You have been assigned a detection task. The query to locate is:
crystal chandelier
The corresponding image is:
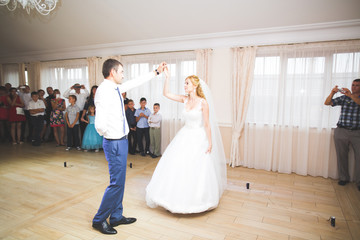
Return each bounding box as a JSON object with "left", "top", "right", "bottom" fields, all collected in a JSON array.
[{"left": 0, "top": 0, "right": 58, "bottom": 15}]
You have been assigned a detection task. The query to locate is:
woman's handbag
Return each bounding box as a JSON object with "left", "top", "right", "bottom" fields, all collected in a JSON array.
[{"left": 16, "top": 107, "right": 25, "bottom": 115}]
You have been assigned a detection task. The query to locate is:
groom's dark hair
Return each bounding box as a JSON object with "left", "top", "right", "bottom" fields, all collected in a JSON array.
[{"left": 102, "top": 59, "right": 123, "bottom": 78}]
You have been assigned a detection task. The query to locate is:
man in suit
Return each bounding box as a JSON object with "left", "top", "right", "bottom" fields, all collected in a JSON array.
[{"left": 92, "top": 59, "right": 166, "bottom": 234}]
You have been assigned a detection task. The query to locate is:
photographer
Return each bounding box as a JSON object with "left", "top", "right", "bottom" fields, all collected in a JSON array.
[
  {"left": 63, "top": 84, "right": 89, "bottom": 140},
  {"left": 324, "top": 79, "right": 360, "bottom": 191}
]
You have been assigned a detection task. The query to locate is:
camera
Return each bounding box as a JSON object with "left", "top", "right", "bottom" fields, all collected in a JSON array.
[
  {"left": 74, "top": 85, "right": 81, "bottom": 89},
  {"left": 338, "top": 88, "right": 346, "bottom": 94}
]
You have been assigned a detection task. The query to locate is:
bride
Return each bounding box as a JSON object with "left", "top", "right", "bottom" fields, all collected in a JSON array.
[{"left": 145, "top": 67, "right": 227, "bottom": 214}]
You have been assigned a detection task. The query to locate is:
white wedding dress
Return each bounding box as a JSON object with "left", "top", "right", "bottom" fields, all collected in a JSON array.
[{"left": 146, "top": 96, "right": 226, "bottom": 214}]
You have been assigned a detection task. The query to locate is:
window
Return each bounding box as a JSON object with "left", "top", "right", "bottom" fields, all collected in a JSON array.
[
  {"left": 247, "top": 46, "right": 360, "bottom": 128},
  {"left": 40, "top": 59, "right": 89, "bottom": 104},
  {"left": 122, "top": 52, "right": 196, "bottom": 121}
]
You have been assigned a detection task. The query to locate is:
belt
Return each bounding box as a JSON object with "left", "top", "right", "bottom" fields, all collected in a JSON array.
[
  {"left": 150, "top": 127, "right": 160, "bottom": 129},
  {"left": 105, "top": 135, "right": 128, "bottom": 141},
  {"left": 338, "top": 125, "right": 360, "bottom": 131}
]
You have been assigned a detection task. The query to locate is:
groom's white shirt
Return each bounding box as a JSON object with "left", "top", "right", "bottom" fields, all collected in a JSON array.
[{"left": 95, "top": 72, "right": 155, "bottom": 139}]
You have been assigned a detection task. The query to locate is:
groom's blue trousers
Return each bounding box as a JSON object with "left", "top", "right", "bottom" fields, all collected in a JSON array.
[{"left": 93, "top": 137, "right": 128, "bottom": 224}]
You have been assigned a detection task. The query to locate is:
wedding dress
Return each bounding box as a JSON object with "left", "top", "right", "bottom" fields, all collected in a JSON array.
[{"left": 145, "top": 80, "right": 227, "bottom": 214}]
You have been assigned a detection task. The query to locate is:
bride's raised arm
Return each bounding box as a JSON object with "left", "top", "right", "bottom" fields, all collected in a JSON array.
[{"left": 163, "top": 67, "right": 186, "bottom": 103}]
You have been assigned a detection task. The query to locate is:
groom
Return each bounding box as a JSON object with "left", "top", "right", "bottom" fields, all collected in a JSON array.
[{"left": 93, "top": 59, "right": 166, "bottom": 234}]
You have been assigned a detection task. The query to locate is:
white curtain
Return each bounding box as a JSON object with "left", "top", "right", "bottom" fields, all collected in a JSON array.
[
  {"left": 40, "top": 59, "right": 89, "bottom": 104},
  {"left": 121, "top": 51, "right": 196, "bottom": 153},
  {"left": 243, "top": 40, "right": 360, "bottom": 178},
  {"left": 196, "top": 49, "right": 212, "bottom": 83},
  {"left": 2, "top": 63, "right": 20, "bottom": 87},
  {"left": 230, "top": 46, "right": 257, "bottom": 167}
]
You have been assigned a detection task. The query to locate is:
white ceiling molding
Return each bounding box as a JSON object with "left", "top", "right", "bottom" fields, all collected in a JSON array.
[{"left": 1, "top": 19, "right": 359, "bottom": 64}]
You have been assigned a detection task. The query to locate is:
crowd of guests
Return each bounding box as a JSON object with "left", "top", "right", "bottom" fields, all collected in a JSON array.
[{"left": 0, "top": 82, "right": 162, "bottom": 157}]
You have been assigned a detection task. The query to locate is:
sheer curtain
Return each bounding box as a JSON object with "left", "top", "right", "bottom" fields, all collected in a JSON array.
[
  {"left": 1, "top": 64, "right": 21, "bottom": 87},
  {"left": 121, "top": 51, "right": 196, "bottom": 153},
  {"left": 242, "top": 40, "right": 360, "bottom": 178},
  {"left": 40, "top": 59, "right": 89, "bottom": 104}
]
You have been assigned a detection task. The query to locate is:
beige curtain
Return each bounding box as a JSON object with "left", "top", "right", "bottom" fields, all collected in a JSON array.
[
  {"left": 27, "top": 62, "right": 41, "bottom": 91},
  {"left": 0, "top": 64, "right": 3, "bottom": 86},
  {"left": 18, "top": 63, "right": 26, "bottom": 86},
  {"left": 230, "top": 46, "right": 257, "bottom": 167},
  {"left": 87, "top": 57, "right": 103, "bottom": 86},
  {"left": 195, "top": 49, "right": 212, "bottom": 83},
  {"left": 88, "top": 55, "right": 122, "bottom": 86}
]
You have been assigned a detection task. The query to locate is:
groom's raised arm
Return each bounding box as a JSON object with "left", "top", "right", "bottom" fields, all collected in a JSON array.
[{"left": 119, "top": 62, "right": 166, "bottom": 93}]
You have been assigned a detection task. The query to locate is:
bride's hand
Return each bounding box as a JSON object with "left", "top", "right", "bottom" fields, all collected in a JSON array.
[
  {"left": 164, "top": 66, "right": 170, "bottom": 79},
  {"left": 205, "top": 144, "right": 212, "bottom": 154}
]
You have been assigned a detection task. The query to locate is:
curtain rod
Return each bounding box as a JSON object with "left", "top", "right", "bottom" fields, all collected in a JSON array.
[
  {"left": 253, "top": 38, "right": 360, "bottom": 49},
  {"left": 32, "top": 49, "right": 196, "bottom": 63}
]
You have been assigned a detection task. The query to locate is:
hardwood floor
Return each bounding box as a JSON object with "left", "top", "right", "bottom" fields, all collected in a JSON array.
[{"left": 0, "top": 142, "right": 359, "bottom": 240}]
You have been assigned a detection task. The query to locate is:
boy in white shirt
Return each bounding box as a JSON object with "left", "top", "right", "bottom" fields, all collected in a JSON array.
[
  {"left": 28, "top": 91, "right": 45, "bottom": 146},
  {"left": 148, "top": 103, "right": 162, "bottom": 158}
]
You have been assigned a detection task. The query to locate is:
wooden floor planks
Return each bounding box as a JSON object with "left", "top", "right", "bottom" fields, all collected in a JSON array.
[{"left": 0, "top": 142, "right": 359, "bottom": 240}]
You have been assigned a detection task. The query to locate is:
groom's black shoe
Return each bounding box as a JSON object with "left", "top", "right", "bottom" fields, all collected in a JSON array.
[
  {"left": 92, "top": 221, "right": 117, "bottom": 234},
  {"left": 110, "top": 217, "right": 137, "bottom": 227}
]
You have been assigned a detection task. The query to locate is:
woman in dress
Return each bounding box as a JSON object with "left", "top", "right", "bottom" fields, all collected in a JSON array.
[
  {"left": 50, "top": 89, "right": 66, "bottom": 146},
  {"left": 80, "top": 85, "right": 97, "bottom": 124},
  {"left": 145, "top": 68, "right": 227, "bottom": 214},
  {"left": 7, "top": 87, "right": 26, "bottom": 144},
  {"left": 0, "top": 86, "right": 9, "bottom": 142}
]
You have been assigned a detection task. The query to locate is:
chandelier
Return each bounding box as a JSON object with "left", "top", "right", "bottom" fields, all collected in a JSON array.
[{"left": 0, "top": 0, "right": 58, "bottom": 15}]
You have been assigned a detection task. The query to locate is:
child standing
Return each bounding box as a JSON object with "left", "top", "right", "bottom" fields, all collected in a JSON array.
[
  {"left": 135, "top": 97, "right": 151, "bottom": 156},
  {"left": 81, "top": 105, "right": 103, "bottom": 152},
  {"left": 148, "top": 103, "right": 162, "bottom": 158},
  {"left": 126, "top": 99, "right": 137, "bottom": 155},
  {"left": 65, "top": 95, "right": 81, "bottom": 151}
]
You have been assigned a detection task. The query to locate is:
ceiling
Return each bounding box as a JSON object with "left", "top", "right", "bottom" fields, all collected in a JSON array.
[{"left": 0, "top": 0, "right": 360, "bottom": 63}]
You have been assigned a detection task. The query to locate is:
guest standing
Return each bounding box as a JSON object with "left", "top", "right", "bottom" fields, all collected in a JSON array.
[
  {"left": 148, "top": 103, "right": 162, "bottom": 158},
  {"left": 324, "top": 79, "right": 360, "bottom": 191},
  {"left": 65, "top": 95, "right": 81, "bottom": 151},
  {"left": 50, "top": 89, "right": 66, "bottom": 146},
  {"left": 63, "top": 83, "right": 89, "bottom": 139},
  {"left": 0, "top": 86, "right": 9, "bottom": 142},
  {"left": 134, "top": 97, "right": 151, "bottom": 156},
  {"left": 81, "top": 105, "right": 103, "bottom": 152},
  {"left": 7, "top": 88, "right": 26, "bottom": 144},
  {"left": 28, "top": 92, "right": 45, "bottom": 146},
  {"left": 45, "top": 87, "right": 55, "bottom": 141},
  {"left": 18, "top": 85, "right": 32, "bottom": 142},
  {"left": 80, "top": 85, "right": 98, "bottom": 123},
  {"left": 125, "top": 99, "right": 137, "bottom": 155},
  {"left": 38, "top": 89, "right": 48, "bottom": 141}
]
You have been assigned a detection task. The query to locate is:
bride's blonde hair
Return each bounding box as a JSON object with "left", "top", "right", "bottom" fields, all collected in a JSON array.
[{"left": 186, "top": 75, "right": 206, "bottom": 99}]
